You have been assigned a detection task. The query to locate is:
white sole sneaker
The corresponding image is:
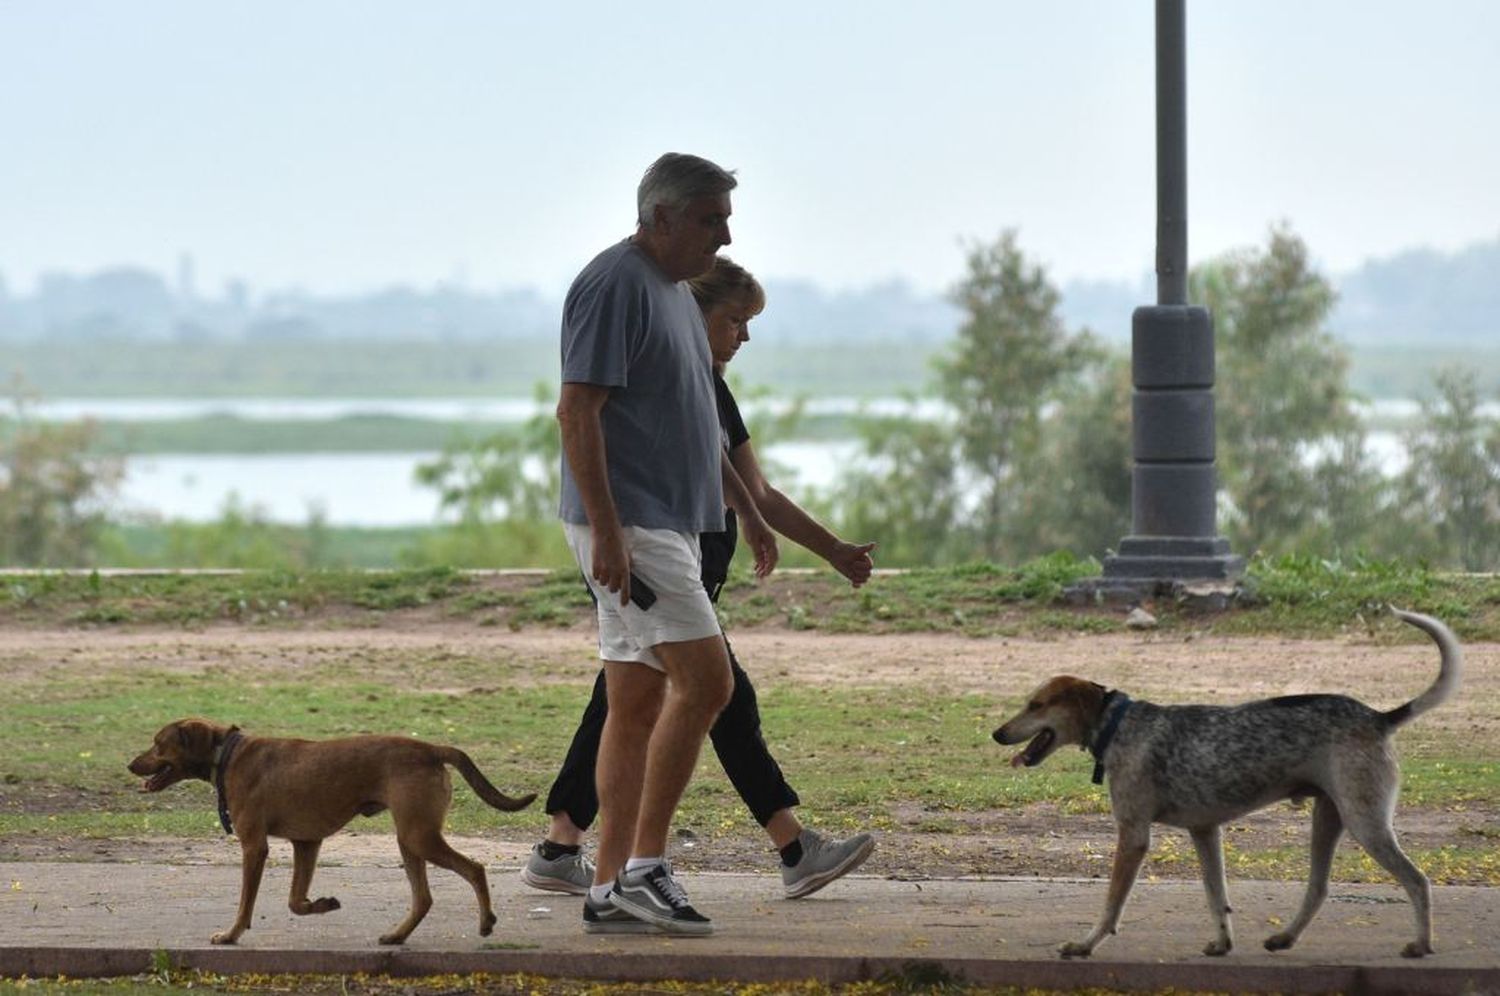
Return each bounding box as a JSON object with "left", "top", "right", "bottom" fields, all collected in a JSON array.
[
  {"left": 608, "top": 866, "right": 714, "bottom": 937},
  {"left": 521, "top": 866, "right": 590, "bottom": 896},
  {"left": 785, "top": 834, "right": 876, "bottom": 899}
]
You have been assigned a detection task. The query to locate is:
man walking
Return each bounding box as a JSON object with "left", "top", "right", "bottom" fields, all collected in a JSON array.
[{"left": 556, "top": 152, "right": 738, "bottom": 935}]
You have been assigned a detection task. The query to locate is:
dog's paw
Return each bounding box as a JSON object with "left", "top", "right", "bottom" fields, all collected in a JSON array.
[
  {"left": 209, "top": 931, "right": 238, "bottom": 946},
  {"left": 1203, "top": 937, "right": 1232, "bottom": 957},
  {"left": 1058, "top": 941, "right": 1093, "bottom": 959},
  {"left": 313, "top": 896, "right": 341, "bottom": 914},
  {"left": 378, "top": 932, "right": 407, "bottom": 946},
  {"left": 1401, "top": 940, "right": 1433, "bottom": 959},
  {"left": 480, "top": 912, "right": 497, "bottom": 937},
  {"left": 1263, "top": 931, "right": 1295, "bottom": 952}
]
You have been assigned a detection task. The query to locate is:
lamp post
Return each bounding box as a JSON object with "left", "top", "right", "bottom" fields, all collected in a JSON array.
[{"left": 1099, "top": 0, "right": 1243, "bottom": 586}]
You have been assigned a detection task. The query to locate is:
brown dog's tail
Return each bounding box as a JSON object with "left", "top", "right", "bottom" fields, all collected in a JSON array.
[
  {"left": 1383, "top": 607, "right": 1463, "bottom": 729},
  {"left": 439, "top": 747, "right": 537, "bottom": 812}
]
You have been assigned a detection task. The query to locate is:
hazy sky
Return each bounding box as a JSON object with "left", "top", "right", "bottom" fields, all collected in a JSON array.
[{"left": 4, "top": 1, "right": 1497, "bottom": 298}]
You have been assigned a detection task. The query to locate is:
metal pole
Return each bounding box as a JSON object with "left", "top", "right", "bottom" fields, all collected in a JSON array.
[
  {"left": 1156, "top": 0, "right": 1188, "bottom": 306},
  {"left": 1094, "top": 0, "right": 1243, "bottom": 588}
]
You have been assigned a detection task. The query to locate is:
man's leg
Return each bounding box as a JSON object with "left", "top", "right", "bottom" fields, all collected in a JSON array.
[
  {"left": 593, "top": 660, "right": 664, "bottom": 888},
  {"left": 629, "top": 634, "right": 733, "bottom": 858}
]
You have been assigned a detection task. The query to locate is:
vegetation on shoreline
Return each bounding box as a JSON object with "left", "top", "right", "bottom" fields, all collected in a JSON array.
[{"left": 5, "top": 335, "right": 1498, "bottom": 405}]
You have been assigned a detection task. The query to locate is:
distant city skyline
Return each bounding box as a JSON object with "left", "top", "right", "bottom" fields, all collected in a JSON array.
[{"left": 4, "top": 1, "right": 1498, "bottom": 298}]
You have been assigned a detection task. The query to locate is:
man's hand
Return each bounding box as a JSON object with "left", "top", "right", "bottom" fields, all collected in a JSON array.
[
  {"left": 591, "top": 526, "right": 632, "bottom": 606},
  {"left": 828, "top": 540, "right": 877, "bottom": 588},
  {"left": 741, "top": 512, "right": 780, "bottom": 579}
]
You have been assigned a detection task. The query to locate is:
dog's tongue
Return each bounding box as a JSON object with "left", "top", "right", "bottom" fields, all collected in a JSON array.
[{"left": 1010, "top": 750, "right": 1027, "bottom": 768}]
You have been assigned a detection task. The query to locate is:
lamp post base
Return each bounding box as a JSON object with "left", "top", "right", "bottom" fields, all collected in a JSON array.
[
  {"left": 1101, "top": 536, "right": 1245, "bottom": 581},
  {"left": 1063, "top": 537, "right": 1247, "bottom": 608}
]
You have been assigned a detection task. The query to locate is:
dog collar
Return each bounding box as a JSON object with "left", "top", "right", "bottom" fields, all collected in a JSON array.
[
  {"left": 1089, "top": 691, "right": 1132, "bottom": 785},
  {"left": 212, "top": 729, "right": 243, "bottom": 835}
]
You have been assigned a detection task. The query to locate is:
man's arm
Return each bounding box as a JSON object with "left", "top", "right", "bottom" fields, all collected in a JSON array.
[
  {"left": 721, "top": 448, "right": 778, "bottom": 577},
  {"left": 556, "top": 382, "right": 631, "bottom": 605}
]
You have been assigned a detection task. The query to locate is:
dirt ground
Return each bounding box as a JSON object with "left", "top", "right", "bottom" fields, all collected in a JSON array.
[{"left": 3, "top": 616, "right": 1496, "bottom": 881}]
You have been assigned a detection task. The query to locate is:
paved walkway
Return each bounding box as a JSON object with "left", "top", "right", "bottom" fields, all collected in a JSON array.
[{"left": 2, "top": 854, "right": 1497, "bottom": 994}]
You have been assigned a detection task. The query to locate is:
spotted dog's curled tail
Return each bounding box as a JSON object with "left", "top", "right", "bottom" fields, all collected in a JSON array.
[{"left": 1383, "top": 607, "right": 1463, "bottom": 729}]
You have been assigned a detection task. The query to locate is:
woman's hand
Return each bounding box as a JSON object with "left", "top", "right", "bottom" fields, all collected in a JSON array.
[
  {"left": 741, "top": 511, "right": 780, "bottom": 579},
  {"left": 828, "top": 540, "right": 877, "bottom": 588}
]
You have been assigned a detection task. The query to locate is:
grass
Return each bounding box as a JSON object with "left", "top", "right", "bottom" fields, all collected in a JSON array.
[
  {"left": 0, "top": 565, "right": 488, "bottom": 627},
  {"left": 1, "top": 557, "right": 1496, "bottom": 891},
  {"left": 6, "top": 553, "right": 1500, "bottom": 636},
  {"left": 4, "top": 647, "right": 1495, "bottom": 883},
  {"left": 4, "top": 675, "right": 1078, "bottom": 838}
]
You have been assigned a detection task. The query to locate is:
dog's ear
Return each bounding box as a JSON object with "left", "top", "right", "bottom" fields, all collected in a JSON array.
[
  {"left": 1061, "top": 679, "right": 1108, "bottom": 716},
  {"left": 176, "top": 720, "right": 218, "bottom": 759}
]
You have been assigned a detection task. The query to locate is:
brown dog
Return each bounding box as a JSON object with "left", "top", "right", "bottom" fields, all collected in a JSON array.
[{"left": 128, "top": 718, "right": 536, "bottom": 945}]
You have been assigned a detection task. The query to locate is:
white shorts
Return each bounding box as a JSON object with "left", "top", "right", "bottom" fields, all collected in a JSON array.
[{"left": 564, "top": 522, "right": 722, "bottom": 671}]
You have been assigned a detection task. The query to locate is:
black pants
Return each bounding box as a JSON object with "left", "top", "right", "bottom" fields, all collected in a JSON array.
[{"left": 543, "top": 636, "right": 801, "bottom": 830}]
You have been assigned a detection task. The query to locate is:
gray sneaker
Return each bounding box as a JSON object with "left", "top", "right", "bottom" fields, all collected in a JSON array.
[
  {"left": 608, "top": 860, "right": 713, "bottom": 936},
  {"left": 520, "top": 843, "right": 595, "bottom": 896},
  {"left": 583, "top": 894, "right": 655, "bottom": 934},
  {"left": 782, "top": 829, "right": 876, "bottom": 899}
]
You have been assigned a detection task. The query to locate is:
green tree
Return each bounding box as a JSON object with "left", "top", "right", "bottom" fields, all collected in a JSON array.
[
  {"left": 0, "top": 390, "right": 123, "bottom": 566},
  {"left": 407, "top": 376, "right": 819, "bottom": 569},
  {"left": 1007, "top": 354, "right": 1132, "bottom": 560},
  {"left": 415, "top": 383, "right": 560, "bottom": 525},
  {"left": 1194, "top": 226, "right": 1382, "bottom": 556},
  {"left": 936, "top": 231, "right": 1099, "bottom": 559},
  {"left": 410, "top": 384, "right": 563, "bottom": 566},
  {"left": 832, "top": 231, "right": 1107, "bottom": 564},
  {"left": 831, "top": 409, "right": 966, "bottom": 565},
  {"left": 1395, "top": 368, "right": 1500, "bottom": 569}
]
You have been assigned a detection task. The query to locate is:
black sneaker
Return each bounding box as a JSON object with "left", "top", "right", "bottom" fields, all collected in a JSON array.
[
  {"left": 608, "top": 861, "right": 713, "bottom": 936},
  {"left": 582, "top": 894, "right": 655, "bottom": 934}
]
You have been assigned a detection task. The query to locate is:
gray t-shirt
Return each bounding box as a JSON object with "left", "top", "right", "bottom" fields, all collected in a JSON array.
[{"left": 558, "top": 240, "right": 724, "bottom": 533}]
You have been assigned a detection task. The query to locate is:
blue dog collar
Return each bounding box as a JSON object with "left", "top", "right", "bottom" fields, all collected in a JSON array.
[{"left": 1089, "top": 692, "right": 1132, "bottom": 785}]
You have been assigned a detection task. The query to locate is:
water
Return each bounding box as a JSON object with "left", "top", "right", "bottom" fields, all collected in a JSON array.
[
  {"left": 29, "top": 396, "right": 1422, "bottom": 527},
  {"left": 116, "top": 443, "right": 867, "bottom": 527},
  {"left": 114, "top": 437, "right": 1410, "bottom": 527},
  {"left": 120, "top": 452, "right": 452, "bottom": 527}
]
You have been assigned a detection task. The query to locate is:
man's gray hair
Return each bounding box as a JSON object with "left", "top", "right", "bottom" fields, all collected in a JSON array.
[{"left": 636, "top": 153, "right": 737, "bottom": 228}]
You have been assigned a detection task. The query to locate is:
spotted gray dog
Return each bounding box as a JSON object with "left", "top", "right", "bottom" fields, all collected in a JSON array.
[{"left": 993, "top": 607, "right": 1461, "bottom": 960}]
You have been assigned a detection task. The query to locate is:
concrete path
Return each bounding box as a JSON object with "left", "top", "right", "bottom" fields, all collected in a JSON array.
[{"left": 2, "top": 857, "right": 1497, "bottom": 994}]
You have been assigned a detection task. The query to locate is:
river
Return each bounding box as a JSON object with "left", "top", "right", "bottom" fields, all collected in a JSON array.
[{"left": 27, "top": 397, "right": 1428, "bottom": 527}]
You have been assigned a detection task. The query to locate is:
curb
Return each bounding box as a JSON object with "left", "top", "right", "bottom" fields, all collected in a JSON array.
[{"left": 3, "top": 946, "right": 1497, "bottom": 996}]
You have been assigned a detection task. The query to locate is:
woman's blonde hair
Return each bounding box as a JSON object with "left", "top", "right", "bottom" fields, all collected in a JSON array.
[{"left": 688, "top": 255, "right": 766, "bottom": 316}]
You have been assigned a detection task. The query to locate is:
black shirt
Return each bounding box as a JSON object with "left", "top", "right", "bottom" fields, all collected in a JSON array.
[{"left": 700, "top": 371, "right": 750, "bottom": 599}]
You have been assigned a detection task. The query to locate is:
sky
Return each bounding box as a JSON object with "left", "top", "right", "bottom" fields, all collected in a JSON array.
[{"left": 3, "top": 1, "right": 1498, "bottom": 299}]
